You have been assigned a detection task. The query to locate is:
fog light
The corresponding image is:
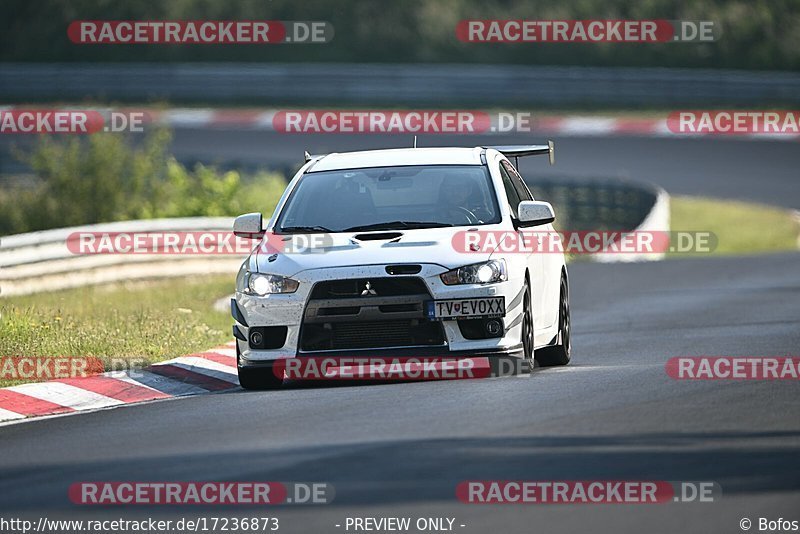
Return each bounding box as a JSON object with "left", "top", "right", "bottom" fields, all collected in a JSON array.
[
  {"left": 250, "top": 331, "right": 263, "bottom": 346},
  {"left": 248, "top": 326, "right": 289, "bottom": 349},
  {"left": 486, "top": 319, "right": 503, "bottom": 336}
]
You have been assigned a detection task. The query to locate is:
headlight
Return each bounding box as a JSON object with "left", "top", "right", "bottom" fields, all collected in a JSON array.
[
  {"left": 440, "top": 260, "right": 507, "bottom": 285},
  {"left": 246, "top": 272, "right": 299, "bottom": 295}
]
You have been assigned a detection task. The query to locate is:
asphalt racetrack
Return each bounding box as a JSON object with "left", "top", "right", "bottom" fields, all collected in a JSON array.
[
  {"left": 0, "top": 131, "right": 798, "bottom": 533},
  {"left": 166, "top": 130, "right": 800, "bottom": 209}
]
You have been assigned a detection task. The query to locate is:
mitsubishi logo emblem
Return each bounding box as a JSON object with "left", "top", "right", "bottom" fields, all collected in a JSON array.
[{"left": 361, "top": 281, "right": 377, "bottom": 296}]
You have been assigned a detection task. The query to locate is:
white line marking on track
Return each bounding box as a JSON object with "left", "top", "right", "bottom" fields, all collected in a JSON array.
[
  {"left": 6, "top": 382, "right": 123, "bottom": 410},
  {"left": 0, "top": 407, "right": 26, "bottom": 422},
  {"left": 168, "top": 358, "right": 239, "bottom": 383}
]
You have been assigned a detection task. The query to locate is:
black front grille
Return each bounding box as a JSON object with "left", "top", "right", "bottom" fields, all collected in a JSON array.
[
  {"left": 318, "top": 306, "right": 361, "bottom": 316},
  {"left": 378, "top": 303, "right": 418, "bottom": 313},
  {"left": 310, "top": 277, "right": 428, "bottom": 299},
  {"left": 300, "top": 320, "right": 444, "bottom": 351},
  {"left": 302, "top": 276, "right": 439, "bottom": 351}
]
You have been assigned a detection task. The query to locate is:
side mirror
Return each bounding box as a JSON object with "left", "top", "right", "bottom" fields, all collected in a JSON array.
[
  {"left": 516, "top": 201, "right": 555, "bottom": 227},
  {"left": 233, "top": 213, "right": 264, "bottom": 239}
]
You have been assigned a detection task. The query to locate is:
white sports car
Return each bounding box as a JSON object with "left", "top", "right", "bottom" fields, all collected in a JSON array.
[{"left": 231, "top": 144, "right": 570, "bottom": 389}]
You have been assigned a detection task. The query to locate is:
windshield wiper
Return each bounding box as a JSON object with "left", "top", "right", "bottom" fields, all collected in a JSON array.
[
  {"left": 344, "top": 221, "right": 454, "bottom": 232},
  {"left": 278, "top": 225, "right": 333, "bottom": 233}
]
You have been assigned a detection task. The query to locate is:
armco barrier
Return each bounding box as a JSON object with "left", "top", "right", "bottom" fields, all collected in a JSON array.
[
  {"left": 0, "top": 180, "right": 668, "bottom": 297},
  {"left": 529, "top": 177, "right": 670, "bottom": 262},
  {"left": 0, "top": 63, "right": 798, "bottom": 106},
  {"left": 529, "top": 177, "right": 666, "bottom": 231},
  {"left": 0, "top": 217, "right": 242, "bottom": 297}
]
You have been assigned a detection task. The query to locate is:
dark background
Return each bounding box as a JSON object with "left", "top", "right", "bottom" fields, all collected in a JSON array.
[{"left": 1, "top": 0, "right": 798, "bottom": 70}]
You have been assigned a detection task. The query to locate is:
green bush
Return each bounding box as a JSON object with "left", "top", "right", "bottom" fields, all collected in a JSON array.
[{"left": 0, "top": 129, "right": 286, "bottom": 235}]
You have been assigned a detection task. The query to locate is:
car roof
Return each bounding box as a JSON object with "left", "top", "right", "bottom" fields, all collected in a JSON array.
[{"left": 308, "top": 147, "right": 487, "bottom": 172}]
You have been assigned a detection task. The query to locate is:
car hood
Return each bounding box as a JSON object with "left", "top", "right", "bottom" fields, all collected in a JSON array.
[{"left": 252, "top": 226, "right": 498, "bottom": 277}]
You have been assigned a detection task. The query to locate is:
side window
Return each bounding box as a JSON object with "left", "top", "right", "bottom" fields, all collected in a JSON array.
[
  {"left": 498, "top": 163, "right": 521, "bottom": 218},
  {"left": 502, "top": 160, "right": 534, "bottom": 202}
]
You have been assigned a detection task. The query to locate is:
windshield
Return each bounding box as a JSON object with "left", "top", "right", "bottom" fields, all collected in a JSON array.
[{"left": 275, "top": 165, "right": 501, "bottom": 233}]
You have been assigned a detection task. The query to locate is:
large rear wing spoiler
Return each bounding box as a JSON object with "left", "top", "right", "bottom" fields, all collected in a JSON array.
[
  {"left": 484, "top": 140, "right": 555, "bottom": 167},
  {"left": 304, "top": 140, "right": 555, "bottom": 166}
]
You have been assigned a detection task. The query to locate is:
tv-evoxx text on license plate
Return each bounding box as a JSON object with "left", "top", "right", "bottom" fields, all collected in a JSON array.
[{"left": 426, "top": 297, "right": 505, "bottom": 320}]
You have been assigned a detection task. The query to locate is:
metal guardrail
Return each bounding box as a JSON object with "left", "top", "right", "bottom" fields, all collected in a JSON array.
[
  {"left": 530, "top": 178, "right": 670, "bottom": 262},
  {"left": 529, "top": 177, "right": 659, "bottom": 231},
  {"left": 0, "top": 217, "right": 233, "bottom": 258},
  {"left": 1, "top": 63, "right": 798, "bottom": 106},
  {"left": 0, "top": 217, "right": 243, "bottom": 296}
]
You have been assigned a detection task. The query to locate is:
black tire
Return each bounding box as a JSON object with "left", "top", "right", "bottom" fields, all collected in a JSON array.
[
  {"left": 490, "top": 281, "right": 532, "bottom": 377},
  {"left": 535, "top": 274, "right": 571, "bottom": 367},
  {"left": 522, "top": 279, "right": 535, "bottom": 363},
  {"left": 237, "top": 344, "right": 284, "bottom": 390}
]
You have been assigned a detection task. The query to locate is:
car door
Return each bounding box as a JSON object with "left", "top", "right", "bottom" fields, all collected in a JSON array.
[
  {"left": 498, "top": 161, "right": 546, "bottom": 331},
  {"left": 503, "top": 160, "right": 560, "bottom": 332}
]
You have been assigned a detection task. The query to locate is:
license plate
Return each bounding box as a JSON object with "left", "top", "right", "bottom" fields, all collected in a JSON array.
[{"left": 426, "top": 297, "right": 505, "bottom": 320}]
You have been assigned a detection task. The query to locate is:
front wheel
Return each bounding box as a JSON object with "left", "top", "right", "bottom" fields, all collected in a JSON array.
[
  {"left": 535, "top": 275, "right": 571, "bottom": 367},
  {"left": 492, "top": 281, "right": 536, "bottom": 376},
  {"left": 490, "top": 281, "right": 532, "bottom": 377},
  {"left": 522, "top": 279, "right": 534, "bottom": 363}
]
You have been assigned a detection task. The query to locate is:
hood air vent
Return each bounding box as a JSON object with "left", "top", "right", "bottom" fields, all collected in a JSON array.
[
  {"left": 353, "top": 232, "right": 403, "bottom": 241},
  {"left": 385, "top": 265, "right": 422, "bottom": 275}
]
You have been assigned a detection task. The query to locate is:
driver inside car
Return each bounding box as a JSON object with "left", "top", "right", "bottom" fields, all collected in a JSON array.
[{"left": 439, "top": 175, "right": 488, "bottom": 224}]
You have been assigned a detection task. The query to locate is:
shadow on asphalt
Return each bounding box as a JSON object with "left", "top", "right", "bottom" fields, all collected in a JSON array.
[{"left": 1, "top": 430, "right": 799, "bottom": 511}]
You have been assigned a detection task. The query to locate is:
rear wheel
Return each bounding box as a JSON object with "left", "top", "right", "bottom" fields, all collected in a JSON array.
[
  {"left": 535, "top": 275, "right": 571, "bottom": 367},
  {"left": 237, "top": 343, "right": 284, "bottom": 390}
]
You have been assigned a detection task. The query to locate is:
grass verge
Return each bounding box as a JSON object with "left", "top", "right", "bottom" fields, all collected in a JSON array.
[
  {"left": 669, "top": 196, "right": 800, "bottom": 256},
  {"left": 0, "top": 276, "right": 233, "bottom": 387}
]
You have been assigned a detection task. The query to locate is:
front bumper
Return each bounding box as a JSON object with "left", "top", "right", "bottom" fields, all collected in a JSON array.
[{"left": 233, "top": 263, "right": 526, "bottom": 366}]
